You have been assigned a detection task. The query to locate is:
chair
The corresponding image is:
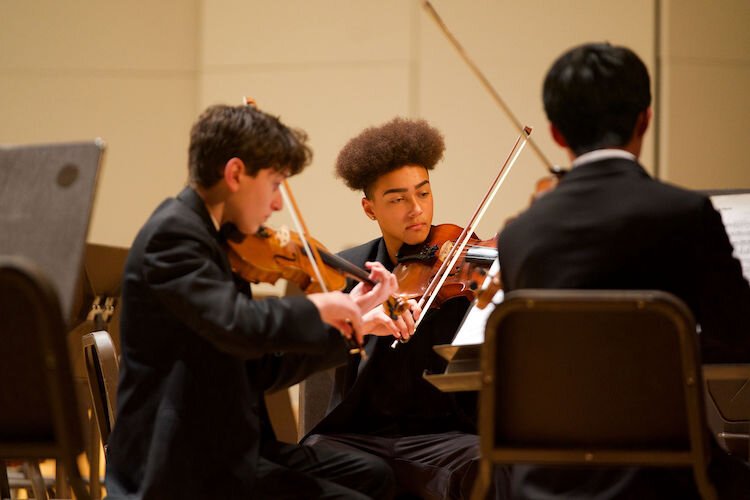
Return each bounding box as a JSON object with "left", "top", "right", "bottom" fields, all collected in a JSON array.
[
  {"left": 473, "top": 289, "right": 717, "bottom": 500},
  {"left": 0, "top": 256, "right": 91, "bottom": 500},
  {"left": 82, "top": 330, "right": 119, "bottom": 450}
]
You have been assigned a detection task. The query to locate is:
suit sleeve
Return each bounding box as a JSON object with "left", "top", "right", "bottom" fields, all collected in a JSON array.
[{"left": 140, "top": 220, "right": 342, "bottom": 360}]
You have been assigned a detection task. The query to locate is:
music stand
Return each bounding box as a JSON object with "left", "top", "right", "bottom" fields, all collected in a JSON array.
[
  {"left": 0, "top": 140, "right": 105, "bottom": 325},
  {"left": 70, "top": 243, "right": 129, "bottom": 331}
]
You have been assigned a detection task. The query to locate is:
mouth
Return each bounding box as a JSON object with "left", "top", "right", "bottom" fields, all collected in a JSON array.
[{"left": 405, "top": 222, "right": 426, "bottom": 232}]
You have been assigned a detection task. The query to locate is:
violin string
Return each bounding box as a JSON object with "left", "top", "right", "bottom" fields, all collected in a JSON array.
[{"left": 416, "top": 225, "right": 472, "bottom": 306}]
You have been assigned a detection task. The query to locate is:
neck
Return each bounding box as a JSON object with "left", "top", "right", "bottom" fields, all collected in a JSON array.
[
  {"left": 569, "top": 141, "right": 642, "bottom": 163},
  {"left": 382, "top": 234, "right": 402, "bottom": 265},
  {"left": 194, "top": 184, "right": 225, "bottom": 229}
]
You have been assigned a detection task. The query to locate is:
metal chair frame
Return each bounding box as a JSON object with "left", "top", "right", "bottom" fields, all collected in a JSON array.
[
  {"left": 473, "top": 289, "right": 718, "bottom": 500},
  {"left": 0, "top": 256, "right": 91, "bottom": 500}
]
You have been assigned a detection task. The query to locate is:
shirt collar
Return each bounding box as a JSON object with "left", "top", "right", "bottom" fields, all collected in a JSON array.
[
  {"left": 208, "top": 211, "right": 221, "bottom": 232},
  {"left": 571, "top": 149, "right": 636, "bottom": 168}
]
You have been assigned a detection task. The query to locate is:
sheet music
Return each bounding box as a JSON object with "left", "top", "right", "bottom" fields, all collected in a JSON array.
[
  {"left": 451, "top": 259, "right": 504, "bottom": 346},
  {"left": 711, "top": 193, "right": 750, "bottom": 282}
]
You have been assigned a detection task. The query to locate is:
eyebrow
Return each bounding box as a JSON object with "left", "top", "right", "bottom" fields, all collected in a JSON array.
[{"left": 381, "top": 180, "right": 430, "bottom": 197}]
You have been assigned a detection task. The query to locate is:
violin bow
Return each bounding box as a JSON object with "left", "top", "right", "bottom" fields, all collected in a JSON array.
[
  {"left": 280, "top": 180, "right": 368, "bottom": 358},
  {"left": 421, "top": 0, "right": 556, "bottom": 173},
  {"left": 390, "top": 126, "right": 532, "bottom": 348},
  {"left": 278, "top": 181, "right": 330, "bottom": 292},
  {"left": 241, "top": 96, "right": 332, "bottom": 293},
  {"left": 242, "top": 96, "right": 365, "bottom": 357}
]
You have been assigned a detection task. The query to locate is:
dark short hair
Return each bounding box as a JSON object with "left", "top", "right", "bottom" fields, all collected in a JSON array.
[
  {"left": 543, "top": 42, "right": 651, "bottom": 155},
  {"left": 335, "top": 117, "right": 445, "bottom": 198},
  {"left": 188, "top": 104, "right": 312, "bottom": 187}
]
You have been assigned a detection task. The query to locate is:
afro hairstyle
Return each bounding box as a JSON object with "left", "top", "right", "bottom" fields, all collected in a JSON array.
[{"left": 335, "top": 117, "right": 445, "bottom": 197}]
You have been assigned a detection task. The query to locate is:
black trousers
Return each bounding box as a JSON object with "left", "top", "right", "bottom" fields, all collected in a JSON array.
[
  {"left": 306, "top": 431, "right": 511, "bottom": 500},
  {"left": 255, "top": 440, "right": 396, "bottom": 499}
]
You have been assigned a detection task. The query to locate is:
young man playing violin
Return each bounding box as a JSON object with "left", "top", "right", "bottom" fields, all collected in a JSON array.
[
  {"left": 106, "top": 103, "right": 406, "bottom": 500},
  {"left": 498, "top": 42, "right": 750, "bottom": 500},
  {"left": 303, "top": 117, "right": 510, "bottom": 499}
]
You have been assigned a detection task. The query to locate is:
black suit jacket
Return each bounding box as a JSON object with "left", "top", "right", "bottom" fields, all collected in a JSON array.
[
  {"left": 498, "top": 158, "right": 750, "bottom": 499},
  {"left": 306, "top": 236, "right": 477, "bottom": 438},
  {"left": 105, "top": 187, "right": 348, "bottom": 499}
]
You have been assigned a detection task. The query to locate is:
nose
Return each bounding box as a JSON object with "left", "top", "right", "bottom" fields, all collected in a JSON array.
[
  {"left": 407, "top": 195, "right": 423, "bottom": 217},
  {"left": 271, "top": 190, "right": 283, "bottom": 212}
]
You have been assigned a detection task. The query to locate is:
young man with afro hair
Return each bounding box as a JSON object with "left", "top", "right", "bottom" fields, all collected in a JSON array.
[{"left": 303, "top": 117, "right": 510, "bottom": 499}]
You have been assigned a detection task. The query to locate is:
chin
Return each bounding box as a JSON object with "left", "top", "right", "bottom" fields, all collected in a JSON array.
[
  {"left": 236, "top": 221, "right": 260, "bottom": 236},
  {"left": 403, "top": 229, "right": 430, "bottom": 246}
]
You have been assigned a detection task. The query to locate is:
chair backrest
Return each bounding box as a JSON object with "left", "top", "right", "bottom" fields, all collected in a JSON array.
[
  {"left": 82, "top": 330, "right": 120, "bottom": 447},
  {"left": 479, "top": 289, "right": 716, "bottom": 498},
  {"left": 0, "top": 256, "right": 90, "bottom": 499}
]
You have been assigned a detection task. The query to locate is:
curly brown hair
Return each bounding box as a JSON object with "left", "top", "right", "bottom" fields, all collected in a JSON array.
[
  {"left": 335, "top": 117, "right": 445, "bottom": 197},
  {"left": 188, "top": 104, "right": 312, "bottom": 188}
]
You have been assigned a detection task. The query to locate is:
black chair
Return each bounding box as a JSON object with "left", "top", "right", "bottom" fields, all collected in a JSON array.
[
  {"left": 473, "top": 289, "right": 717, "bottom": 500},
  {"left": 0, "top": 256, "right": 91, "bottom": 500}
]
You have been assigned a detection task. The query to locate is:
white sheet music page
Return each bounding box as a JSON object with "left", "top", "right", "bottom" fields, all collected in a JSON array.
[
  {"left": 451, "top": 259, "right": 504, "bottom": 346},
  {"left": 711, "top": 193, "right": 750, "bottom": 282}
]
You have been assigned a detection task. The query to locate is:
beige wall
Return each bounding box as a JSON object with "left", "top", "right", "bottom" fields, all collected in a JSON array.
[
  {"left": 0, "top": 0, "right": 199, "bottom": 248},
  {"left": 1, "top": 0, "right": 748, "bottom": 275},
  {"left": 659, "top": 0, "right": 750, "bottom": 189}
]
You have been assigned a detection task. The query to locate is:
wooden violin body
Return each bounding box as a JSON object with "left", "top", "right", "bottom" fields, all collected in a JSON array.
[
  {"left": 393, "top": 224, "right": 497, "bottom": 308},
  {"left": 226, "top": 225, "right": 348, "bottom": 293}
]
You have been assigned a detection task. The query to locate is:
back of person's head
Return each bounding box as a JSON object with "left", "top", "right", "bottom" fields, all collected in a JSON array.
[
  {"left": 543, "top": 42, "right": 651, "bottom": 155},
  {"left": 188, "top": 104, "right": 312, "bottom": 188},
  {"left": 335, "top": 117, "right": 444, "bottom": 198}
]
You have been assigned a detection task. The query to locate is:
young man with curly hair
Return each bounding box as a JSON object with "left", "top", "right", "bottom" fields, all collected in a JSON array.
[
  {"left": 105, "top": 104, "right": 402, "bottom": 500},
  {"left": 303, "top": 118, "right": 509, "bottom": 499}
]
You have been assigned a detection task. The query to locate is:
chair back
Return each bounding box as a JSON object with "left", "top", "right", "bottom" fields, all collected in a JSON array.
[
  {"left": 479, "top": 289, "right": 716, "bottom": 499},
  {"left": 0, "top": 256, "right": 90, "bottom": 499},
  {"left": 82, "top": 330, "right": 119, "bottom": 447}
]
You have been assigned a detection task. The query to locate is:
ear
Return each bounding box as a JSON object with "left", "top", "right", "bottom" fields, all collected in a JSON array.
[
  {"left": 224, "top": 158, "right": 245, "bottom": 193},
  {"left": 361, "top": 197, "right": 376, "bottom": 221},
  {"left": 636, "top": 107, "right": 652, "bottom": 138},
  {"left": 550, "top": 123, "right": 569, "bottom": 149}
]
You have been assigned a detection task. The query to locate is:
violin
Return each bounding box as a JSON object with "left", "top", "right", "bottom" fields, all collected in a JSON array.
[
  {"left": 387, "top": 127, "right": 532, "bottom": 349},
  {"left": 225, "top": 224, "right": 407, "bottom": 319},
  {"left": 393, "top": 223, "right": 497, "bottom": 307}
]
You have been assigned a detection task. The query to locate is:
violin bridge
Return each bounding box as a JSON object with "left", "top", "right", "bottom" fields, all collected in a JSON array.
[
  {"left": 438, "top": 240, "right": 454, "bottom": 262},
  {"left": 275, "top": 225, "right": 290, "bottom": 247}
]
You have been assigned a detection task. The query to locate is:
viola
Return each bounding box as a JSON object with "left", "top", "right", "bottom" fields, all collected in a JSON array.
[{"left": 531, "top": 165, "right": 567, "bottom": 202}]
